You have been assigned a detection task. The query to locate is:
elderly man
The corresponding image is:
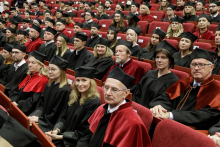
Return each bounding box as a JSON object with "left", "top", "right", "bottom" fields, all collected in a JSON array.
[
  {"left": 54, "top": 18, "right": 71, "bottom": 41},
  {"left": 10, "top": 7, "right": 23, "bottom": 22},
  {"left": 88, "top": 66, "right": 151, "bottom": 147},
  {"left": 209, "top": 0, "right": 220, "bottom": 23},
  {"left": 82, "top": 10, "right": 94, "bottom": 29},
  {"left": 162, "top": 4, "right": 177, "bottom": 21},
  {"left": 150, "top": 48, "right": 220, "bottom": 131},
  {"left": 24, "top": 24, "right": 44, "bottom": 53},
  {"left": 85, "top": 22, "right": 101, "bottom": 48},
  {"left": 68, "top": 22, "right": 82, "bottom": 44},
  {"left": 102, "top": 39, "right": 145, "bottom": 85}
]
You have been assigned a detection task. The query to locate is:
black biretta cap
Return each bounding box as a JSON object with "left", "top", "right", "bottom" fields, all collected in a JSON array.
[
  {"left": 155, "top": 40, "right": 178, "bottom": 55},
  {"left": 90, "top": 1, "right": 96, "bottom": 5},
  {"left": 171, "top": 16, "right": 184, "bottom": 23},
  {"left": 17, "top": 29, "right": 28, "bottom": 36},
  {"left": 199, "top": 12, "right": 211, "bottom": 22},
  {"left": 35, "top": 17, "right": 42, "bottom": 25},
  {"left": 10, "top": 7, "right": 16, "bottom": 11},
  {"left": 152, "top": 29, "right": 167, "bottom": 39},
  {"left": 3, "top": 44, "right": 13, "bottom": 52},
  {"left": 22, "top": 19, "right": 30, "bottom": 23},
  {"left": 114, "top": 10, "right": 124, "bottom": 17},
  {"left": 99, "top": 3, "right": 105, "bottom": 8},
  {"left": 127, "top": 11, "right": 140, "bottom": 23},
  {"left": 50, "top": 55, "right": 69, "bottom": 70},
  {"left": 197, "top": 0, "right": 206, "bottom": 6},
  {"left": 25, "top": 10, "right": 32, "bottom": 15},
  {"left": 29, "top": 50, "right": 46, "bottom": 63},
  {"left": 106, "top": 0, "right": 113, "bottom": 4},
  {"left": 4, "top": 4, "right": 9, "bottom": 7},
  {"left": 75, "top": 22, "right": 83, "bottom": 28},
  {"left": 143, "top": 2, "right": 152, "bottom": 9},
  {"left": 4, "top": 11, "right": 11, "bottom": 15},
  {"left": 56, "top": 9, "right": 63, "bottom": 13},
  {"left": 210, "top": 0, "right": 220, "bottom": 6},
  {"left": 97, "top": 38, "right": 112, "bottom": 48},
  {"left": 116, "top": 39, "right": 133, "bottom": 49},
  {"left": 62, "top": 12, "right": 70, "bottom": 17},
  {"left": 44, "top": 10, "right": 52, "bottom": 15},
  {"left": 117, "top": 3, "right": 124, "bottom": 10},
  {"left": 0, "top": 19, "right": 6, "bottom": 24},
  {"left": 31, "top": 2, "right": 39, "bottom": 7},
  {"left": 75, "top": 32, "right": 88, "bottom": 41},
  {"left": 190, "top": 48, "right": 217, "bottom": 63},
  {"left": 216, "top": 24, "right": 220, "bottom": 31},
  {"left": 13, "top": 44, "right": 26, "bottom": 52},
  {"left": 107, "top": 66, "right": 135, "bottom": 88},
  {"left": 45, "top": 17, "right": 55, "bottom": 25},
  {"left": 80, "top": 0, "right": 85, "bottom": 4},
  {"left": 11, "top": 20, "right": 18, "bottom": 26},
  {"left": 108, "top": 26, "right": 119, "bottom": 34},
  {"left": 75, "top": 66, "right": 96, "bottom": 79},
  {"left": 85, "top": 10, "right": 94, "bottom": 17},
  {"left": 128, "top": 25, "right": 142, "bottom": 35},
  {"left": 184, "top": 1, "right": 195, "bottom": 7},
  {"left": 56, "top": 18, "right": 66, "bottom": 25},
  {"left": 179, "top": 31, "right": 198, "bottom": 42},
  {"left": 90, "top": 22, "right": 101, "bottom": 30},
  {"left": 167, "top": 3, "right": 177, "bottom": 10},
  {"left": 6, "top": 27, "right": 16, "bottom": 34},
  {"left": 45, "top": 27, "right": 57, "bottom": 35},
  {"left": 59, "top": 33, "right": 70, "bottom": 42},
  {"left": 66, "top": 1, "right": 73, "bottom": 6},
  {"left": 61, "top": 1, "right": 66, "bottom": 4},
  {"left": 31, "top": 24, "right": 41, "bottom": 33},
  {"left": 85, "top": 2, "right": 92, "bottom": 7},
  {"left": 41, "top": 0, "right": 46, "bottom": 3},
  {"left": 131, "top": 1, "right": 140, "bottom": 8}
]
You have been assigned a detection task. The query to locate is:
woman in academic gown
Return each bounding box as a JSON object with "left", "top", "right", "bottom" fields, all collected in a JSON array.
[
  {"left": 193, "top": 12, "right": 215, "bottom": 41},
  {"left": 138, "top": 29, "right": 166, "bottom": 60},
  {"left": 29, "top": 56, "right": 72, "bottom": 133},
  {"left": 126, "top": 11, "right": 141, "bottom": 30},
  {"left": 166, "top": 16, "right": 184, "bottom": 38},
  {"left": 133, "top": 49, "right": 179, "bottom": 108},
  {"left": 12, "top": 51, "right": 49, "bottom": 116},
  {"left": 56, "top": 33, "right": 72, "bottom": 60},
  {"left": 5, "top": 27, "right": 18, "bottom": 46},
  {"left": 16, "top": 30, "right": 28, "bottom": 45},
  {"left": 24, "top": 11, "right": 33, "bottom": 23},
  {"left": 95, "top": 4, "right": 109, "bottom": 20},
  {"left": 173, "top": 31, "right": 198, "bottom": 68},
  {"left": 106, "top": 26, "right": 119, "bottom": 54},
  {"left": 110, "top": 10, "right": 127, "bottom": 33},
  {"left": 62, "top": 13, "right": 75, "bottom": 27},
  {"left": 126, "top": 26, "right": 142, "bottom": 57},
  {"left": 55, "top": 9, "right": 63, "bottom": 21},
  {"left": 139, "top": 3, "right": 155, "bottom": 21},
  {"left": 45, "top": 66, "right": 101, "bottom": 147},
  {"left": 85, "top": 38, "right": 115, "bottom": 80}
]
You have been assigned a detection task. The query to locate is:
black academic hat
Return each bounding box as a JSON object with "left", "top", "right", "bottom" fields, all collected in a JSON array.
[
  {"left": 0, "top": 19, "right": 6, "bottom": 24},
  {"left": 106, "top": 0, "right": 113, "bottom": 4},
  {"left": 80, "top": 0, "right": 85, "bottom": 4},
  {"left": 127, "top": 11, "right": 140, "bottom": 23},
  {"left": 61, "top": 1, "right": 66, "bottom": 4},
  {"left": 44, "top": 10, "right": 52, "bottom": 15},
  {"left": 59, "top": 33, "right": 70, "bottom": 42},
  {"left": 152, "top": 29, "right": 167, "bottom": 40},
  {"left": 62, "top": 12, "right": 70, "bottom": 17},
  {"left": 44, "top": 5, "right": 51, "bottom": 9},
  {"left": 31, "top": 2, "right": 39, "bottom": 7},
  {"left": 75, "top": 32, "right": 88, "bottom": 41},
  {"left": 56, "top": 18, "right": 66, "bottom": 25},
  {"left": 143, "top": 2, "right": 151, "bottom": 9},
  {"left": 199, "top": 12, "right": 211, "bottom": 22},
  {"left": 217, "top": 24, "right": 220, "bottom": 31},
  {"left": 11, "top": 20, "right": 18, "bottom": 27},
  {"left": 85, "top": 2, "right": 92, "bottom": 7},
  {"left": 4, "top": 4, "right": 9, "bottom": 7},
  {"left": 75, "top": 22, "right": 83, "bottom": 28},
  {"left": 128, "top": 25, "right": 142, "bottom": 35},
  {"left": 114, "top": 10, "right": 124, "bottom": 17},
  {"left": 29, "top": 50, "right": 46, "bottom": 63},
  {"left": 31, "top": 24, "right": 41, "bottom": 33},
  {"left": 17, "top": 29, "right": 28, "bottom": 36},
  {"left": 210, "top": 0, "right": 220, "bottom": 6},
  {"left": 22, "top": 19, "right": 30, "bottom": 23},
  {"left": 90, "top": 22, "right": 101, "bottom": 30},
  {"left": 108, "top": 26, "right": 119, "bottom": 34},
  {"left": 184, "top": 1, "right": 195, "bottom": 7},
  {"left": 97, "top": 38, "right": 112, "bottom": 48},
  {"left": 35, "top": 17, "right": 42, "bottom": 25},
  {"left": 155, "top": 40, "right": 178, "bottom": 55},
  {"left": 4, "top": 11, "right": 11, "bottom": 15},
  {"left": 190, "top": 48, "right": 217, "bottom": 63},
  {"left": 56, "top": 9, "right": 63, "bottom": 13},
  {"left": 45, "top": 27, "right": 57, "bottom": 35},
  {"left": 6, "top": 27, "right": 16, "bottom": 34},
  {"left": 117, "top": 3, "right": 124, "bottom": 10},
  {"left": 107, "top": 66, "right": 135, "bottom": 88},
  {"left": 10, "top": 7, "right": 16, "bottom": 11},
  {"left": 197, "top": 0, "right": 206, "bottom": 6},
  {"left": 66, "top": 1, "right": 73, "bottom": 6},
  {"left": 171, "top": 16, "right": 184, "bottom": 23},
  {"left": 13, "top": 44, "right": 26, "bottom": 52},
  {"left": 50, "top": 55, "right": 69, "bottom": 70},
  {"left": 116, "top": 39, "right": 133, "bottom": 49},
  {"left": 25, "top": 10, "right": 32, "bottom": 15},
  {"left": 75, "top": 66, "right": 96, "bottom": 79},
  {"left": 99, "top": 3, "right": 105, "bottom": 8},
  {"left": 131, "top": 1, "right": 140, "bottom": 8},
  {"left": 90, "top": 1, "right": 96, "bottom": 5},
  {"left": 85, "top": 10, "right": 94, "bottom": 17},
  {"left": 179, "top": 31, "right": 198, "bottom": 42},
  {"left": 41, "top": 0, "right": 46, "bottom": 3},
  {"left": 167, "top": 3, "right": 177, "bottom": 10},
  {"left": 3, "top": 44, "right": 13, "bottom": 52},
  {"left": 45, "top": 17, "right": 55, "bottom": 25}
]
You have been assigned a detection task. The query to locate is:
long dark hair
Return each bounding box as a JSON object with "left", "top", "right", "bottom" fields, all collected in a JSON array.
[{"left": 153, "top": 48, "right": 174, "bottom": 69}]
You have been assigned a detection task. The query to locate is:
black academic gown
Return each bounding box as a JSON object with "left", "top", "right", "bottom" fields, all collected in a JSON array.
[
  {"left": 32, "top": 11, "right": 43, "bottom": 16},
  {"left": 131, "top": 44, "right": 142, "bottom": 57},
  {"left": 183, "top": 15, "right": 198, "bottom": 23},
  {"left": 57, "top": 49, "right": 72, "bottom": 60},
  {"left": 110, "top": 44, "right": 116, "bottom": 54},
  {"left": 84, "top": 57, "right": 115, "bottom": 80},
  {"left": 95, "top": 14, "right": 109, "bottom": 20},
  {"left": 10, "top": 15, "right": 23, "bottom": 22},
  {"left": 82, "top": 21, "right": 94, "bottom": 29},
  {"left": 2, "top": 29, "right": 6, "bottom": 33},
  {"left": 173, "top": 52, "right": 191, "bottom": 68},
  {"left": 138, "top": 47, "right": 156, "bottom": 61},
  {"left": 0, "top": 31, "right": 6, "bottom": 47},
  {"left": 133, "top": 70, "right": 179, "bottom": 108},
  {"left": 37, "top": 42, "right": 57, "bottom": 61},
  {"left": 209, "top": 119, "right": 220, "bottom": 135},
  {"left": 53, "top": 96, "right": 101, "bottom": 147},
  {"left": 67, "top": 48, "right": 93, "bottom": 70},
  {"left": 39, "top": 30, "right": 45, "bottom": 39},
  {"left": 0, "top": 54, "right": 4, "bottom": 66},
  {"left": 35, "top": 82, "right": 71, "bottom": 132},
  {"left": 85, "top": 35, "right": 101, "bottom": 48},
  {"left": 67, "top": 12, "right": 76, "bottom": 17},
  {"left": 6, "top": 39, "right": 18, "bottom": 46},
  {"left": 0, "top": 64, "right": 12, "bottom": 83},
  {"left": 68, "top": 36, "right": 75, "bottom": 44},
  {"left": 210, "top": 14, "right": 220, "bottom": 23},
  {"left": 213, "top": 51, "right": 220, "bottom": 75}
]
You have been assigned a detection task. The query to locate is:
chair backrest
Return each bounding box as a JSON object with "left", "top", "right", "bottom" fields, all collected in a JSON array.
[
  {"left": 137, "top": 36, "right": 151, "bottom": 49},
  {"left": 0, "top": 91, "right": 11, "bottom": 113},
  {"left": 174, "top": 11, "right": 184, "bottom": 17},
  {"left": 110, "top": 4, "right": 116, "bottom": 11},
  {"left": 131, "top": 101, "right": 153, "bottom": 131},
  {"left": 164, "top": 39, "right": 179, "bottom": 49},
  {"left": 73, "top": 4, "right": 79, "bottom": 10},
  {"left": 137, "top": 21, "right": 149, "bottom": 35},
  {"left": 209, "top": 24, "right": 218, "bottom": 34},
  {"left": 72, "top": 17, "right": 84, "bottom": 23},
  {"left": 66, "top": 74, "right": 75, "bottom": 85},
  {"left": 99, "top": 19, "right": 112, "bottom": 31},
  {"left": 152, "top": 119, "right": 216, "bottom": 147},
  {"left": 98, "top": 31, "right": 107, "bottom": 38},
  {"left": 195, "top": 11, "right": 207, "bottom": 17},
  {"left": 133, "top": 60, "right": 152, "bottom": 73},
  {"left": 77, "top": 10, "right": 85, "bottom": 17},
  {"left": 32, "top": 123, "right": 56, "bottom": 147},
  {"left": 148, "top": 22, "right": 170, "bottom": 34},
  {"left": 94, "top": 78, "right": 103, "bottom": 87},
  {"left": 65, "top": 28, "right": 75, "bottom": 38},
  {"left": 105, "top": 10, "right": 115, "bottom": 17},
  {"left": 174, "top": 65, "right": 192, "bottom": 77},
  {"left": 51, "top": 4, "right": 60, "bottom": 9},
  {"left": 170, "top": 69, "right": 189, "bottom": 79},
  {"left": 150, "top": 4, "right": 160, "bottom": 10},
  {"left": 142, "top": 59, "right": 155, "bottom": 68},
  {"left": 194, "top": 42, "right": 212, "bottom": 51},
  {"left": 0, "top": 83, "right": 5, "bottom": 93},
  {"left": 150, "top": 11, "right": 165, "bottom": 20},
  {"left": 82, "top": 30, "right": 91, "bottom": 38},
  {"left": 97, "top": 86, "right": 105, "bottom": 104},
  {"left": 117, "top": 33, "right": 126, "bottom": 40},
  {"left": 182, "top": 23, "right": 195, "bottom": 33}
]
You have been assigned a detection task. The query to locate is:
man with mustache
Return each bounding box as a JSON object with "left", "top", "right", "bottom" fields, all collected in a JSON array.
[{"left": 209, "top": 0, "right": 220, "bottom": 23}]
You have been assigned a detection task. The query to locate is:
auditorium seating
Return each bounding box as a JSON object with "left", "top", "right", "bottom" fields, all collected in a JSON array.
[
  {"left": 97, "top": 86, "right": 105, "bottom": 104},
  {"left": 137, "top": 21, "right": 149, "bottom": 35},
  {"left": 98, "top": 31, "right": 107, "bottom": 38},
  {"left": 82, "top": 30, "right": 91, "bottom": 38},
  {"left": 164, "top": 39, "right": 179, "bottom": 49},
  {"left": 99, "top": 19, "right": 112, "bottom": 31},
  {"left": 170, "top": 69, "right": 189, "bottom": 79},
  {"left": 209, "top": 24, "right": 218, "bottom": 34},
  {"left": 0, "top": 91, "right": 11, "bottom": 113},
  {"left": 72, "top": 17, "right": 84, "bottom": 23},
  {"left": 137, "top": 36, "right": 151, "bottom": 49},
  {"left": 133, "top": 60, "right": 152, "bottom": 73},
  {"left": 194, "top": 42, "right": 212, "bottom": 51},
  {"left": 182, "top": 23, "right": 195, "bottom": 33},
  {"left": 148, "top": 22, "right": 170, "bottom": 34},
  {"left": 117, "top": 33, "right": 126, "bottom": 40},
  {"left": 150, "top": 11, "right": 165, "bottom": 21}
]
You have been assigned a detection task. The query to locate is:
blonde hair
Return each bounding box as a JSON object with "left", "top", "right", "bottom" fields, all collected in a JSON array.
[
  {"left": 27, "top": 56, "right": 49, "bottom": 77},
  {"left": 56, "top": 36, "right": 68, "bottom": 57},
  {"left": 183, "top": 6, "right": 196, "bottom": 16},
  {"left": 159, "top": 1, "right": 169, "bottom": 11},
  {"left": 6, "top": 35, "right": 16, "bottom": 43},
  {"left": 16, "top": 35, "right": 27, "bottom": 45},
  {"left": 97, "top": 5, "right": 106, "bottom": 15},
  {"left": 140, "top": 5, "right": 150, "bottom": 15},
  {"left": 166, "top": 23, "right": 183, "bottom": 38},
  {"left": 66, "top": 17, "right": 75, "bottom": 24},
  {"left": 68, "top": 79, "right": 100, "bottom": 106},
  {"left": 126, "top": 29, "right": 138, "bottom": 43},
  {"left": 93, "top": 45, "right": 113, "bottom": 58},
  {"left": 48, "top": 69, "right": 68, "bottom": 88}
]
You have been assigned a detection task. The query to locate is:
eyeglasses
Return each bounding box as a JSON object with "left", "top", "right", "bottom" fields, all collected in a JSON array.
[
  {"left": 11, "top": 51, "right": 21, "bottom": 54},
  {"left": 190, "top": 63, "right": 211, "bottom": 69},
  {"left": 104, "top": 85, "right": 127, "bottom": 94}
]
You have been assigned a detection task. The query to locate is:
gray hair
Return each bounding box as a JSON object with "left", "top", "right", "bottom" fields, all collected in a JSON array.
[
  {"left": 33, "top": 20, "right": 40, "bottom": 26},
  {"left": 125, "top": 46, "right": 131, "bottom": 54}
]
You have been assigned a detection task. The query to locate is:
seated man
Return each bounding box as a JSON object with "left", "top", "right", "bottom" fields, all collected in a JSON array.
[
  {"left": 68, "top": 22, "right": 82, "bottom": 44},
  {"left": 54, "top": 18, "right": 71, "bottom": 41},
  {"left": 85, "top": 22, "right": 101, "bottom": 48},
  {"left": 82, "top": 10, "right": 94, "bottom": 29},
  {"left": 196, "top": 0, "right": 206, "bottom": 11},
  {"left": 65, "top": 1, "right": 76, "bottom": 17},
  {"left": 10, "top": 7, "right": 23, "bottom": 23},
  {"left": 209, "top": 0, "right": 220, "bottom": 23},
  {"left": 162, "top": 4, "right": 177, "bottom": 21},
  {"left": 24, "top": 24, "right": 44, "bottom": 53},
  {"left": 88, "top": 66, "right": 151, "bottom": 147},
  {"left": 131, "top": 1, "right": 140, "bottom": 16},
  {"left": 150, "top": 48, "right": 220, "bottom": 131},
  {"left": 176, "top": 0, "right": 185, "bottom": 11},
  {"left": 66, "top": 32, "right": 93, "bottom": 70},
  {"left": 32, "top": 3, "right": 43, "bottom": 16},
  {"left": 0, "top": 19, "right": 6, "bottom": 33},
  {"left": 22, "top": 19, "right": 30, "bottom": 36},
  {"left": 213, "top": 24, "right": 220, "bottom": 75},
  {"left": 39, "top": 17, "right": 55, "bottom": 39},
  {"left": 102, "top": 39, "right": 145, "bottom": 85},
  {"left": 183, "top": 1, "right": 198, "bottom": 23}
]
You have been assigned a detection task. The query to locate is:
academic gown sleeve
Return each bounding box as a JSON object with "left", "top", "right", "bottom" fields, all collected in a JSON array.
[
  {"left": 0, "top": 32, "right": 6, "bottom": 47},
  {"left": 93, "top": 60, "right": 115, "bottom": 80},
  {"left": 209, "top": 119, "right": 220, "bottom": 135}
]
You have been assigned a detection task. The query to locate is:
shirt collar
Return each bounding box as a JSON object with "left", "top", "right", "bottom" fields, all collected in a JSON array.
[
  {"left": 67, "top": 10, "right": 72, "bottom": 13},
  {"left": 24, "top": 27, "right": 30, "bottom": 31},
  {"left": 119, "top": 58, "right": 130, "bottom": 67},
  {"left": 133, "top": 43, "right": 138, "bottom": 47},
  {"left": 45, "top": 40, "right": 54, "bottom": 46},
  {"left": 134, "top": 12, "right": 139, "bottom": 15},
  {"left": 193, "top": 80, "right": 201, "bottom": 87},
  {"left": 107, "top": 99, "right": 126, "bottom": 113},
  {"left": 14, "top": 59, "right": 26, "bottom": 71},
  {"left": 87, "top": 19, "right": 93, "bottom": 23},
  {"left": 210, "top": 13, "right": 219, "bottom": 18}
]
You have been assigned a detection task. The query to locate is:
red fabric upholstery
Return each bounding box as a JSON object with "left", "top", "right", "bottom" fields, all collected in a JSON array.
[
  {"left": 137, "top": 36, "right": 151, "bottom": 49},
  {"left": 82, "top": 30, "right": 91, "bottom": 38},
  {"left": 91, "top": 10, "right": 98, "bottom": 16},
  {"left": 137, "top": 21, "right": 148, "bottom": 35},
  {"left": 148, "top": 22, "right": 170, "bottom": 34},
  {"left": 150, "top": 11, "right": 165, "bottom": 20},
  {"left": 194, "top": 42, "right": 212, "bottom": 51},
  {"left": 51, "top": 4, "right": 60, "bottom": 9},
  {"left": 152, "top": 119, "right": 216, "bottom": 147},
  {"left": 174, "top": 11, "right": 184, "bottom": 17},
  {"left": 97, "top": 86, "right": 105, "bottom": 104},
  {"left": 118, "top": 0, "right": 126, "bottom": 4},
  {"left": 209, "top": 24, "right": 218, "bottom": 34},
  {"left": 110, "top": 4, "right": 116, "bottom": 11},
  {"left": 170, "top": 69, "right": 189, "bottom": 79},
  {"left": 72, "top": 17, "right": 84, "bottom": 23},
  {"left": 195, "top": 11, "right": 207, "bottom": 17},
  {"left": 77, "top": 10, "right": 85, "bottom": 17},
  {"left": 48, "top": 0, "right": 55, "bottom": 4},
  {"left": 98, "top": 31, "right": 107, "bottom": 39},
  {"left": 66, "top": 74, "right": 75, "bottom": 86},
  {"left": 122, "top": 11, "right": 130, "bottom": 16},
  {"left": 106, "top": 11, "right": 115, "bottom": 17},
  {"left": 99, "top": 19, "right": 112, "bottom": 31},
  {"left": 150, "top": 4, "right": 160, "bottom": 10},
  {"left": 50, "top": 9, "right": 56, "bottom": 15},
  {"left": 117, "top": 33, "right": 126, "bottom": 40},
  {"left": 73, "top": 4, "right": 79, "bottom": 10},
  {"left": 65, "top": 28, "right": 75, "bottom": 38},
  {"left": 133, "top": 60, "right": 151, "bottom": 73},
  {"left": 164, "top": 39, "right": 179, "bottom": 49},
  {"left": 183, "top": 23, "right": 195, "bottom": 33},
  {"left": 92, "top": 18, "right": 99, "bottom": 24}
]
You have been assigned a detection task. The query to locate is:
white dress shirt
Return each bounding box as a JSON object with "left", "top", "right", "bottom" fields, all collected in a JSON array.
[
  {"left": 108, "top": 100, "right": 126, "bottom": 113},
  {"left": 14, "top": 59, "right": 26, "bottom": 71}
]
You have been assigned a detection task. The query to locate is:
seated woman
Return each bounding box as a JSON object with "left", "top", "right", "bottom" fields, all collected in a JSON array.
[
  {"left": 85, "top": 38, "right": 115, "bottom": 80},
  {"left": 4, "top": 11, "right": 10, "bottom": 23},
  {"left": 138, "top": 29, "right": 166, "bottom": 60},
  {"left": 139, "top": 3, "right": 155, "bottom": 21},
  {"left": 12, "top": 51, "right": 49, "bottom": 116},
  {"left": 60, "top": 1, "right": 66, "bottom": 10},
  {"left": 110, "top": 11, "right": 126, "bottom": 32},
  {"left": 56, "top": 33, "right": 71, "bottom": 60},
  {"left": 62, "top": 13, "right": 75, "bottom": 27},
  {"left": 10, "top": 20, "right": 18, "bottom": 31},
  {"left": 25, "top": 4, "right": 31, "bottom": 11},
  {"left": 193, "top": 12, "right": 215, "bottom": 41},
  {"left": 96, "top": 4, "right": 109, "bottom": 20},
  {"left": 173, "top": 31, "right": 198, "bottom": 68},
  {"left": 16, "top": 30, "right": 28, "bottom": 45},
  {"left": 55, "top": 9, "right": 63, "bottom": 21},
  {"left": 115, "top": 3, "right": 124, "bottom": 11},
  {"left": 24, "top": 11, "right": 33, "bottom": 23},
  {"left": 166, "top": 16, "right": 184, "bottom": 38},
  {"left": 126, "top": 11, "right": 141, "bottom": 30},
  {"left": 6, "top": 27, "right": 18, "bottom": 46},
  {"left": 133, "top": 48, "right": 179, "bottom": 108},
  {"left": 107, "top": 26, "right": 119, "bottom": 54},
  {"left": 196, "top": 0, "right": 206, "bottom": 11},
  {"left": 79, "top": 1, "right": 85, "bottom": 10},
  {"left": 183, "top": 1, "right": 198, "bottom": 23},
  {"left": 159, "top": 0, "right": 169, "bottom": 10},
  {"left": 45, "top": 66, "right": 101, "bottom": 147},
  {"left": 29, "top": 56, "right": 72, "bottom": 132},
  {"left": 126, "top": 26, "right": 142, "bottom": 57}
]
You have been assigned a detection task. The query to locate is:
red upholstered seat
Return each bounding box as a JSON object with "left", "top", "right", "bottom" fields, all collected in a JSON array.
[
  {"left": 51, "top": 4, "right": 60, "bottom": 9},
  {"left": 110, "top": 4, "right": 116, "bottom": 11},
  {"left": 48, "top": 0, "right": 55, "bottom": 4},
  {"left": 174, "top": 11, "right": 184, "bottom": 17},
  {"left": 194, "top": 42, "right": 212, "bottom": 51},
  {"left": 77, "top": 10, "right": 85, "bottom": 17},
  {"left": 148, "top": 22, "right": 170, "bottom": 34},
  {"left": 66, "top": 74, "right": 75, "bottom": 85},
  {"left": 92, "top": 10, "right": 98, "bottom": 16},
  {"left": 195, "top": 11, "right": 207, "bottom": 17},
  {"left": 72, "top": 17, "right": 84, "bottom": 23},
  {"left": 118, "top": 0, "right": 126, "bottom": 4},
  {"left": 131, "top": 101, "right": 153, "bottom": 131},
  {"left": 97, "top": 86, "right": 105, "bottom": 104},
  {"left": 209, "top": 24, "right": 218, "bottom": 34},
  {"left": 98, "top": 31, "right": 107, "bottom": 38},
  {"left": 164, "top": 39, "right": 179, "bottom": 49},
  {"left": 117, "top": 33, "right": 126, "bottom": 40},
  {"left": 152, "top": 119, "right": 216, "bottom": 147},
  {"left": 137, "top": 21, "right": 148, "bottom": 35},
  {"left": 150, "top": 11, "right": 165, "bottom": 20},
  {"left": 183, "top": 23, "right": 195, "bottom": 33},
  {"left": 106, "top": 11, "right": 115, "bottom": 17},
  {"left": 99, "top": 19, "right": 112, "bottom": 31},
  {"left": 150, "top": 4, "right": 160, "bottom": 10},
  {"left": 82, "top": 30, "right": 91, "bottom": 38},
  {"left": 133, "top": 60, "right": 151, "bottom": 73},
  {"left": 50, "top": 9, "right": 56, "bottom": 15},
  {"left": 65, "top": 28, "right": 75, "bottom": 38},
  {"left": 73, "top": 4, "right": 79, "bottom": 10},
  {"left": 122, "top": 11, "right": 130, "bottom": 16},
  {"left": 137, "top": 36, "right": 151, "bottom": 49},
  {"left": 92, "top": 18, "right": 99, "bottom": 24},
  {"left": 170, "top": 69, "right": 189, "bottom": 79}
]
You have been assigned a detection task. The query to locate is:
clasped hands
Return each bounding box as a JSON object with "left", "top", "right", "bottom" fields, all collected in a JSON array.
[
  {"left": 150, "top": 105, "right": 170, "bottom": 119},
  {"left": 45, "top": 130, "right": 63, "bottom": 141}
]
